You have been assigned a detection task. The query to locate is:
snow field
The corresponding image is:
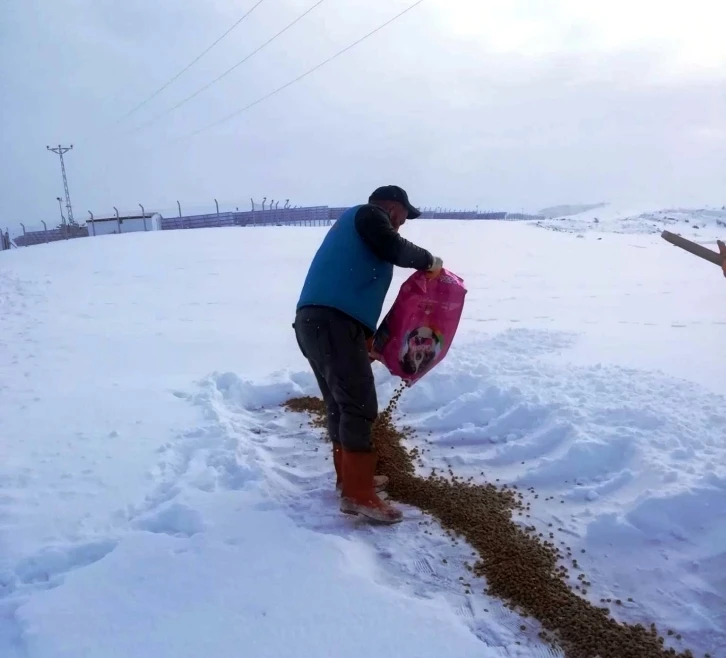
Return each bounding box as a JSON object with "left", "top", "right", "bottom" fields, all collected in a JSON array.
[{"left": 0, "top": 216, "right": 724, "bottom": 657}]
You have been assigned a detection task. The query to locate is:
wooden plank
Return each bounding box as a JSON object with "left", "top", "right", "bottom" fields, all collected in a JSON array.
[{"left": 660, "top": 230, "right": 724, "bottom": 266}]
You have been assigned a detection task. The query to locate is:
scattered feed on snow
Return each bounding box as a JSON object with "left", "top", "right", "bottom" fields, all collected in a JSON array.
[
  {"left": 283, "top": 396, "right": 327, "bottom": 428},
  {"left": 285, "top": 388, "right": 701, "bottom": 658}
]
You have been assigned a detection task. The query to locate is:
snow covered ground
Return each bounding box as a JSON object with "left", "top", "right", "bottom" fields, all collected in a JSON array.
[{"left": 0, "top": 217, "right": 724, "bottom": 657}]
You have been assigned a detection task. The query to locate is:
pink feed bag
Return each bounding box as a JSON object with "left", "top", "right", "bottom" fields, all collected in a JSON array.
[{"left": 372, "top": 269, "right": 467, "bottom": 385}]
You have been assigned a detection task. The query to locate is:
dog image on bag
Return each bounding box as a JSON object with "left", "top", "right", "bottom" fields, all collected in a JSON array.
[{"left": 399, "top": 326, "right": 442, "bottom": 376}]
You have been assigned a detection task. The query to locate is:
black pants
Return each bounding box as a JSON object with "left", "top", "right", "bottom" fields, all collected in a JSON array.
[{"left": 294, "top": 306, "right": 377, "bottom": 452}]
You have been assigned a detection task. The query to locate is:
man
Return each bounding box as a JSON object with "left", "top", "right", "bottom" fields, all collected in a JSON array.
[
  {"left": 719, "top": 240, "right": 726, "bottom": 278},
  {"left": 294, "top": 186, "right": 442, "bottom": 524}
]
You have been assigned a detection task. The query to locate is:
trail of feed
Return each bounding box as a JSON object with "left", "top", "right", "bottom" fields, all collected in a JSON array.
[{"left": 284, "top": 387, "right": 703, "bottom": 658}]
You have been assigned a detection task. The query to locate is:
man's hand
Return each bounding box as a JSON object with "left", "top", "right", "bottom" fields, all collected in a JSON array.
[
  {"left": 428, "top": 256, "right": 443, "bottom": 273},
  {"left": 718, "top": 240, "right": 726, "bottom": 278}
]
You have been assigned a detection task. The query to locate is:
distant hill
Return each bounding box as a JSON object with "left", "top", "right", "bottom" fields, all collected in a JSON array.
[
  {"left": 531, "top": 204, "right": 726, "bottom": 239},
  {"left": 537, "top": 202, "right": 609, "bottom": 219}
]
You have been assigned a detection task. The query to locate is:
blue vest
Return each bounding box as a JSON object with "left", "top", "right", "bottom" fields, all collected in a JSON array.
[{"left": 297, "top": 205, "right": 394, "bottom": 332}]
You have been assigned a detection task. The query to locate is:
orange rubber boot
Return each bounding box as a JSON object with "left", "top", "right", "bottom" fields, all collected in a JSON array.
[
  {"left": 332, "top": 443, "right": 343, "bottom": 490},
  {"left": 339, "top": 450, "right": 402, "bottom": 524},
  {"left": 333, "top": 443, "right": 388, "bottom": 494}
]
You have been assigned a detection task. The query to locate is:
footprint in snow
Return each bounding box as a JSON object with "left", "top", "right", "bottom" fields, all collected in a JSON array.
[{"left": 13, "top": 539, "right": 117, "bottom": 587}]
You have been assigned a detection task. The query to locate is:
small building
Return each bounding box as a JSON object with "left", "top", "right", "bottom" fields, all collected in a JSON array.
[{"left": 87, "top": 213, "right": 162, "bottom": 236}]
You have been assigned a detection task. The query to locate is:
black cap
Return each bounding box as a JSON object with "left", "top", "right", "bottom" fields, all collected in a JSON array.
[{"left": 369, "top": 185, "right": 421, "bottom": 219}]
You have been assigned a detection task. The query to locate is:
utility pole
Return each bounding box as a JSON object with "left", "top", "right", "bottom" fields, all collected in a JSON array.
[
  {"left": 56, "top": 197, "right": 66, "bottom": 224},
  {"left": 46, "top": 145, "right": 76, "bottom": 225}
]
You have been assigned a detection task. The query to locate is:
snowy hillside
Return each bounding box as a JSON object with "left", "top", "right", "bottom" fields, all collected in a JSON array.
[
  {"left": 532, "top": 203, "right": 726, "bottom": 241},
  {"left": 537, "top": 203, "right": 608, "bottom": 219},
  {"left": 1, "top": 222, "right": 724, "bottom": 658}
]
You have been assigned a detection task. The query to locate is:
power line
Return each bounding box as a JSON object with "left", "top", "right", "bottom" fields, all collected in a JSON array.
[
  {"left": 116, "top": 0, "right": 268, "bottom": 124},
  {"left": 180, "top": 0, "right": 425, "bottom": 140},
  {"left": 127, "top": 0, "right": 326, "bottom": 135}
]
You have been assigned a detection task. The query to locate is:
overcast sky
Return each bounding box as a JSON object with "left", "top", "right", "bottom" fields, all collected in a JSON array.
[{"left": 1, "top": 0, "right": 725, "bottom": 230}]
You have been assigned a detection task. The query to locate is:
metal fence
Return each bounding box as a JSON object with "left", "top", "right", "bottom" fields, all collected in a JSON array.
[
  {"left": 240, "top": 206, "right": 330, "bottom": 226},
  {"left": 160, "top": 206, "right": 331, "bottom": 231},
  {"left": 160, "top": 212, "right": 238, "bottom": 230},
  {"left": 327, "top": 208, "right": 518, "bottom": 221},
  {"left": 8, "top": 203, "right": 545, "bottom": 249},
  {"left": 14, "top": 223, "right": 88, "bottom": 247},
  {"left": 422, "top": 211, "right": 508, "bottom": 220},
  {"left": 157, "top": 206, "right": 537, "bottom": 230},
  {"left": 328, "top": 207, "right": 349, "bottom": 221}
]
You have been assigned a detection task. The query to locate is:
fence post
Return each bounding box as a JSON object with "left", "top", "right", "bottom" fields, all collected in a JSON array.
[
  {"left": 41, "top": 220, "right": 48, "bottom": 243},
  {"left": 114, "top": 206, "right": 121, "bottom": 234},
  {"left": 139, "top": 204, "right": 147, "bottom": 231}
]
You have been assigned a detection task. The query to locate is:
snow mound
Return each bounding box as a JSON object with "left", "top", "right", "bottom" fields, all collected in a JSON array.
[
  {"left": 532, "top": 203, "right": 726, "bottom": 239},
  {"left": 132, "top": 502, "right": 206, "bottom": 537}
]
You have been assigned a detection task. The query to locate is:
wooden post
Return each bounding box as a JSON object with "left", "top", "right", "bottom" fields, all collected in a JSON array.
[{"left": 661, "top": 230, "right": 723, "bottom": 267}]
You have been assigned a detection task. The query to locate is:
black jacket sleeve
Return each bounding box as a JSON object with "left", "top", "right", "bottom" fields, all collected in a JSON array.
[{"left": 354, "top": 205, "right": 433, "bottom": 270}]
